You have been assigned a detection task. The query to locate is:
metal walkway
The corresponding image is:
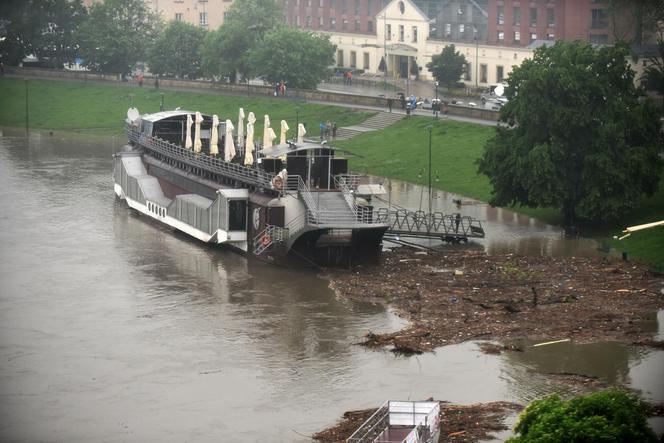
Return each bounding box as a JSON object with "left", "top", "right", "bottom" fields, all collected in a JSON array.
[{"left": 375, "top": 207, "right": 485, "bottom": 243}]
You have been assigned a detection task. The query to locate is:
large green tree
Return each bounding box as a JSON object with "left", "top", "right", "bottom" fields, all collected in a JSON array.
[
  {"left": 148, "top": 21, "right": 205, "bottom": 79},
  {"left": 200, "top": 0, "right": 282, "bottom": 82},
  {"left": 426, "top": 44, "right": 466, "bottom": 89},
  {"left": 508, "top": 391, "right": 657, "bottom": 442},
  {"left": 76, "top": 0, "right": 160, "bottom": 74},
  {"left": 477, "top": 41, "right": 662, "bottom": 231},
  {"left": 0, "top": 0, "right": 86, "bottom": 67},
  {"left": 249, "top": 27, "right": 334, "bottom": 90}
]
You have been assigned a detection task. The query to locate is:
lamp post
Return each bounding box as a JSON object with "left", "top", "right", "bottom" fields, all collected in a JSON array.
[
  {"left": 427, "top": 125, "right": 433, "bottom": 217},
  {"left": 383, "top": 13, "right": 387, "bottom": 96},
  {"left": 474, "top": 32, "right": 479, "bottom": 87}
]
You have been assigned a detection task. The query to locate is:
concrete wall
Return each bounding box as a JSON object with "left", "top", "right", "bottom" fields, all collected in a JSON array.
[{"left": 6, "top": 66, "right": 500, "bottom": 121}]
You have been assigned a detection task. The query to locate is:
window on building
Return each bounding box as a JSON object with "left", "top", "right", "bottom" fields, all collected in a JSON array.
[
  {"left": 367, "top": 0, "right": 372, "bottom": 15},
  {"left": 329, "top": 17, "right": 336, "bottom": 29},
  {"left": 318, "top": 16, "right": 323, "bottom": 27},
  {"left": 306, "top": 16, "right": 312, "bottom": 27},
  {"left": 547, "top": 32, "right": 554, "bottom": 40},
  {"left": 514, "top": 30, "right": 520, "bottom": 42},
  {"left": 296, "top": 15, "right": 300, "bottom": 26},
  {"left": 367, "top": 20, "right": 373, "bottom": 32},
  {"left": 459, "top": 23, "right": 465, "bottom": 35},
  {"left": 319, "top": 0, "right": 323, "bottom": 6},
  {"left": 530, "top": 32, "right": 537, "bottom": 42},
  {"left": 590, "top": 33, "right": 608, "bottom": 43},
  {"left": 530, "top": 8, "right": 537, "bottom": 27},
  {"left": 591, "top": 9, "right": 608, "bottom": 28},
  {"left": 547, "top": 8, "right": 555, "bottom": 27},
  {"left": 355, "top": 19, "right": 360, "bottom": 31},
  {"left": 412, "top": 26, "right": 418, "bottom": 43},
  {"left": 342, "top": 18, "right": 348, "bottom": 30},
  {"left": 350, "top": 51, "right": 356, "bottom": 67},
  {"left": 514, "top": 7, "right": 520, "bottom": 25},
  {"left": 341, "top": 0, "right": 347, "bottom": 13},
  {"left": 363, "top": 52, "right": 370, "bottom": 69},
  {"left": 496, "top": 65, "right": 504, "bottom": 83},
  {"left": 337, "top": 50, "right": 344, "bottom": 66},
  {"left": 175, "top": 12, "right": 183, "bottom": 21},
  {"left": 399, "top": 25, "right": 404, "bottom": 42},
  {"left": 295, "top": 0, "right": 299, "bottom": 6},
  {"left": 387, "top": 24, "right": 392, "bottom": 40},
  {"left": 480, "top": 64, "right": 487, "bottom": 83},
  {"left": 354, "top": 0, "right": 359, "bottom": 15},
  {"left": 307, "top": 0, "right": 311, "bottom": 6},
  {"left": 498, "top": 31, "right": 504, "bottom": 41},
  {"left": 330, "top": 0, "right": 336, "bottom": 8},
  {"left": 445, "top": 23, "right": 451, "bottom": 37},
  {"left": 464, "top": 62, "right": 471, "bottom": 81},
  {"left": 497, "top": 6, "right": 504, "bottom": 25},
  {"left": 199, "top": 12, "right": 208, "bottom": 27}
]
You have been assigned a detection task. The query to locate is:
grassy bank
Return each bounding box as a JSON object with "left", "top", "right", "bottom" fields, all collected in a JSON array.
[
  {"left": 1, "top": 76, "right": 661, "bottom": 267},
  {"left": 0, "top": 77, "right": 371, "bottom": 136}
]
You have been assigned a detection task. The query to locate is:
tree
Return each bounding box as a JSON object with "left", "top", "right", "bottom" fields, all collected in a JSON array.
[
  {"left": 609, "top": 0, "right": 664, "bottom": 44},
  {"left": 477, "top": 41, "right": 662, "bottom": 231},
  {"left": 200, "top": 0, "right": 282, "bottom": 82},
  {"left": 508, "top": 391, "right": 657, "bottom": 442},
  {"left": 426, "top": 44, "right": 465, "bottom": 89},
  {"left": 0, "top": 0, "right": 86, "bottom": 67},
  {"left": 249, "top": 26, "right": 335, "bottom": 90},
  {"left": 76, "top": 0, "right": 160, "bottom": 74},
  {"left": 148, "top": 21, "right": 205, "bottom": 79},
  {"left": 640, "top": 31, "right": 664, "bottom": 106}
]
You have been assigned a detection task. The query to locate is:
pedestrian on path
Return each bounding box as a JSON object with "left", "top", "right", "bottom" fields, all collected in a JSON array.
[
  {"left": 331, "top": 122, "right": 337, "bottom": 138},
  {"left": 387, "top": 97, "right": 393, "bottom": 113}
]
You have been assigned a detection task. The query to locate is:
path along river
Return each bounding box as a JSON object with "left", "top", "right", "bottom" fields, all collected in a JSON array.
[{"left": 0, "top": 130, "right": 662, "bottom": 442}]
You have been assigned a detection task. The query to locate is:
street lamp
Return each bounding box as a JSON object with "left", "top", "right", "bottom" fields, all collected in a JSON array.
[
  {"left": 383, "top": 13, "right": 388, "bottom": 96},
  {"left": 427, "top": 125, "right": 433, "bottom": 217},
  {"left": 474, "top": 29, "right": 479, "bottom": 87},
  {"left": 434, "top": 81, "right": 439, "bottom": 117}
]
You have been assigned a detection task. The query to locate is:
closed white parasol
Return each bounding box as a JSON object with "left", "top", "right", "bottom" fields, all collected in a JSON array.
[
  {"left": 224, "top": 119, "right": 236, "bottom": 162},
  {"left": 194, "top": 111, "right": 202, "bottom": 153},
  {"left": 237, "top": 108, "right": 245, "bottom": 148},
  {"left": 297, "top": 123, "right": 306, "bottom": 143},
  {"left": 279, "top": 120, "right": 289, "bottom": 145},
  {"left": 263, "top": 114, "right": 271, "bottom": 149},
  {"left": 244, "top": 121, "right": 254, "bottom": 166},
  {"left": 210, "top": 114, "right": 219, "bottom": 156},
  {"left": 185, "top": 114, "right": 193, "bottom": 149}
]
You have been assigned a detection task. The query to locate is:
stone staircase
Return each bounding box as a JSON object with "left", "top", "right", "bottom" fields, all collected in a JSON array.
[{"left": 334, "top": 111, "right": 404, "bottom": 140}]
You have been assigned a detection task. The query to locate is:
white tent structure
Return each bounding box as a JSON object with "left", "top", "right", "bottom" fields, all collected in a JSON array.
[
  {"left": 193, "top": 111, "right": 202, "bottom": 153},
  {"left": 224, "top": 119, "right": 236, "bottom": 162},
  {"left": 185, "top": 114, "right": 193, "bottom": 150},
  {"left": 210, "top": 115, "right": 219, "bottom": 156}
]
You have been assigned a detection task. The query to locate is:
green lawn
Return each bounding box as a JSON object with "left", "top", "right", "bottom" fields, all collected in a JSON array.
[
  {"left": 0, "top": 77, "right": 372, "bottom": 136},
  {"left": 1, "top": 76, "right": 662, "bottom": 267}
]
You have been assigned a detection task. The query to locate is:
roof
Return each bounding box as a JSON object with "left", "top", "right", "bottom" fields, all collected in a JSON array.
[
  {"left": 258, "top": 140, "right": 351, "bottom": 157},
  {"left": 141, "top": 110, "right": 210, "bottom": 123}
]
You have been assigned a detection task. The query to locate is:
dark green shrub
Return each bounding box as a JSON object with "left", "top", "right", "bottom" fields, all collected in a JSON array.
[{"left": 508, "top": 390, "right": 657, "bottom": 442}]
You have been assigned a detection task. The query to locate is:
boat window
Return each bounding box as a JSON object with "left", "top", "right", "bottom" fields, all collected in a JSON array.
[{"left": 228, "top": 200, "right": 247, "bottom": 231}]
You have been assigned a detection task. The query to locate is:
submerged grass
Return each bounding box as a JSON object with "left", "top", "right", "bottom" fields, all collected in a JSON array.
[{"left": 1, "top": 76, "right": 662, "bottom": 266}]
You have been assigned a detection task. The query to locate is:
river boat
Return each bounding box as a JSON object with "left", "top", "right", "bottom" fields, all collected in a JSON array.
[
  {"left": 113, "top": 108, "right": 389, "bottom": 267},
  {"left": 347, "top": 400, "right": 441, "bottom": 443}
]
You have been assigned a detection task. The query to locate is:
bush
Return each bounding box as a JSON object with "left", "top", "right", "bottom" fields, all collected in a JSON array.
[{"left": 508, "top": 390, "right": 658, "bottom": 442}]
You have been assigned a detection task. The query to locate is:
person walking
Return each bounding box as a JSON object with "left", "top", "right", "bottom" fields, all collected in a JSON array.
[
  {"left": 387, "top": 97, "right": 393, "bottom": 113},
  {"left": 331, "top": 122, "right": 337, "bottom": 138},
  {"left": 454, "top": 213, "right": 461, "bottom": 232}
]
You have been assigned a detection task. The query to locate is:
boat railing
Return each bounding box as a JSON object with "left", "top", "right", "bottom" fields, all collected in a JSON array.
[
  {"left": 347, "top": 401, "right": 390, "bottom": 443},
  {"left": 332, "top": 175, "right": 359, "bottom": 215},
  {"left": 127, "top": 127, "right": 275, "bottom": 190}
]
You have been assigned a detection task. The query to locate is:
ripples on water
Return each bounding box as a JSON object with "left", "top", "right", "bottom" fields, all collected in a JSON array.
[{"left": 0, "top": 131, "right": 661, "bottom": 441}]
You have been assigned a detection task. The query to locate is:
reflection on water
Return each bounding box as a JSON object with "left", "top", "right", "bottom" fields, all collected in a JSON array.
[{"left": 0, "top": 131, "right": 661, "bottom": 441}]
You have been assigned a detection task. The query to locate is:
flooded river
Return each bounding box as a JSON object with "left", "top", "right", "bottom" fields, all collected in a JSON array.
[{"left": 0, "top": 131, "right": 661, "bottom": 442}]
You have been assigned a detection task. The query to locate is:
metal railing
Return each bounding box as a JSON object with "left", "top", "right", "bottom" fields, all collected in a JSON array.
[
  {"left": 127, "top": 128, "right": 275, "bottom": 190},
  {"left": 347, "top": 402, "right": 390, "bottom": 443},
  {"left": 376, "top": 208, "right": 485, "bottom": 238},
  {"left": 332, "top": 175, "right": 359, "bottom": 215}
]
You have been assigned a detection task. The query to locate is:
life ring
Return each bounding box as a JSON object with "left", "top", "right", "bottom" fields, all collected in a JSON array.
[
  {"left": 273, "top": 176, "right": 283, "bottom": 191},
  {"left": 261, "top": 235, "right": 271, "bottom": 246}
]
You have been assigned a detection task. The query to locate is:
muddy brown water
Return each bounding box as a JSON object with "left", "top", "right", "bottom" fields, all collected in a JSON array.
[{"left": 0, "top": 131, "right": 661, "bottom": 442}]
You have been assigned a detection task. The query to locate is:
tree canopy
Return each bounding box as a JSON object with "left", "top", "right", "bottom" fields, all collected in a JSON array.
[
  {"left": 477, "top": 41, "right": 662, "bottom": 230},
  {"left": 200, "top": 0, "right": 282, "bottom": 82},
  {"left": 0, "top": 0, "right": 86, "bottom": 67},
  {"left": 76, "top": 0, "right": 160, "bottom": 74},
  {"left": 426, "top": 44, "right": 466, "bottom": 89},
  {"left": 508, "top": 391, "right": 657, "bottom": 442},
  {"left": 640, "top": 31, "right": 664, "bottom": 104},
  {"left": 249, "top": 27, "right": 335, "bottom": 89},
  {"left": 148, "top": 21, "right": 206, "bottom": 79}
]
